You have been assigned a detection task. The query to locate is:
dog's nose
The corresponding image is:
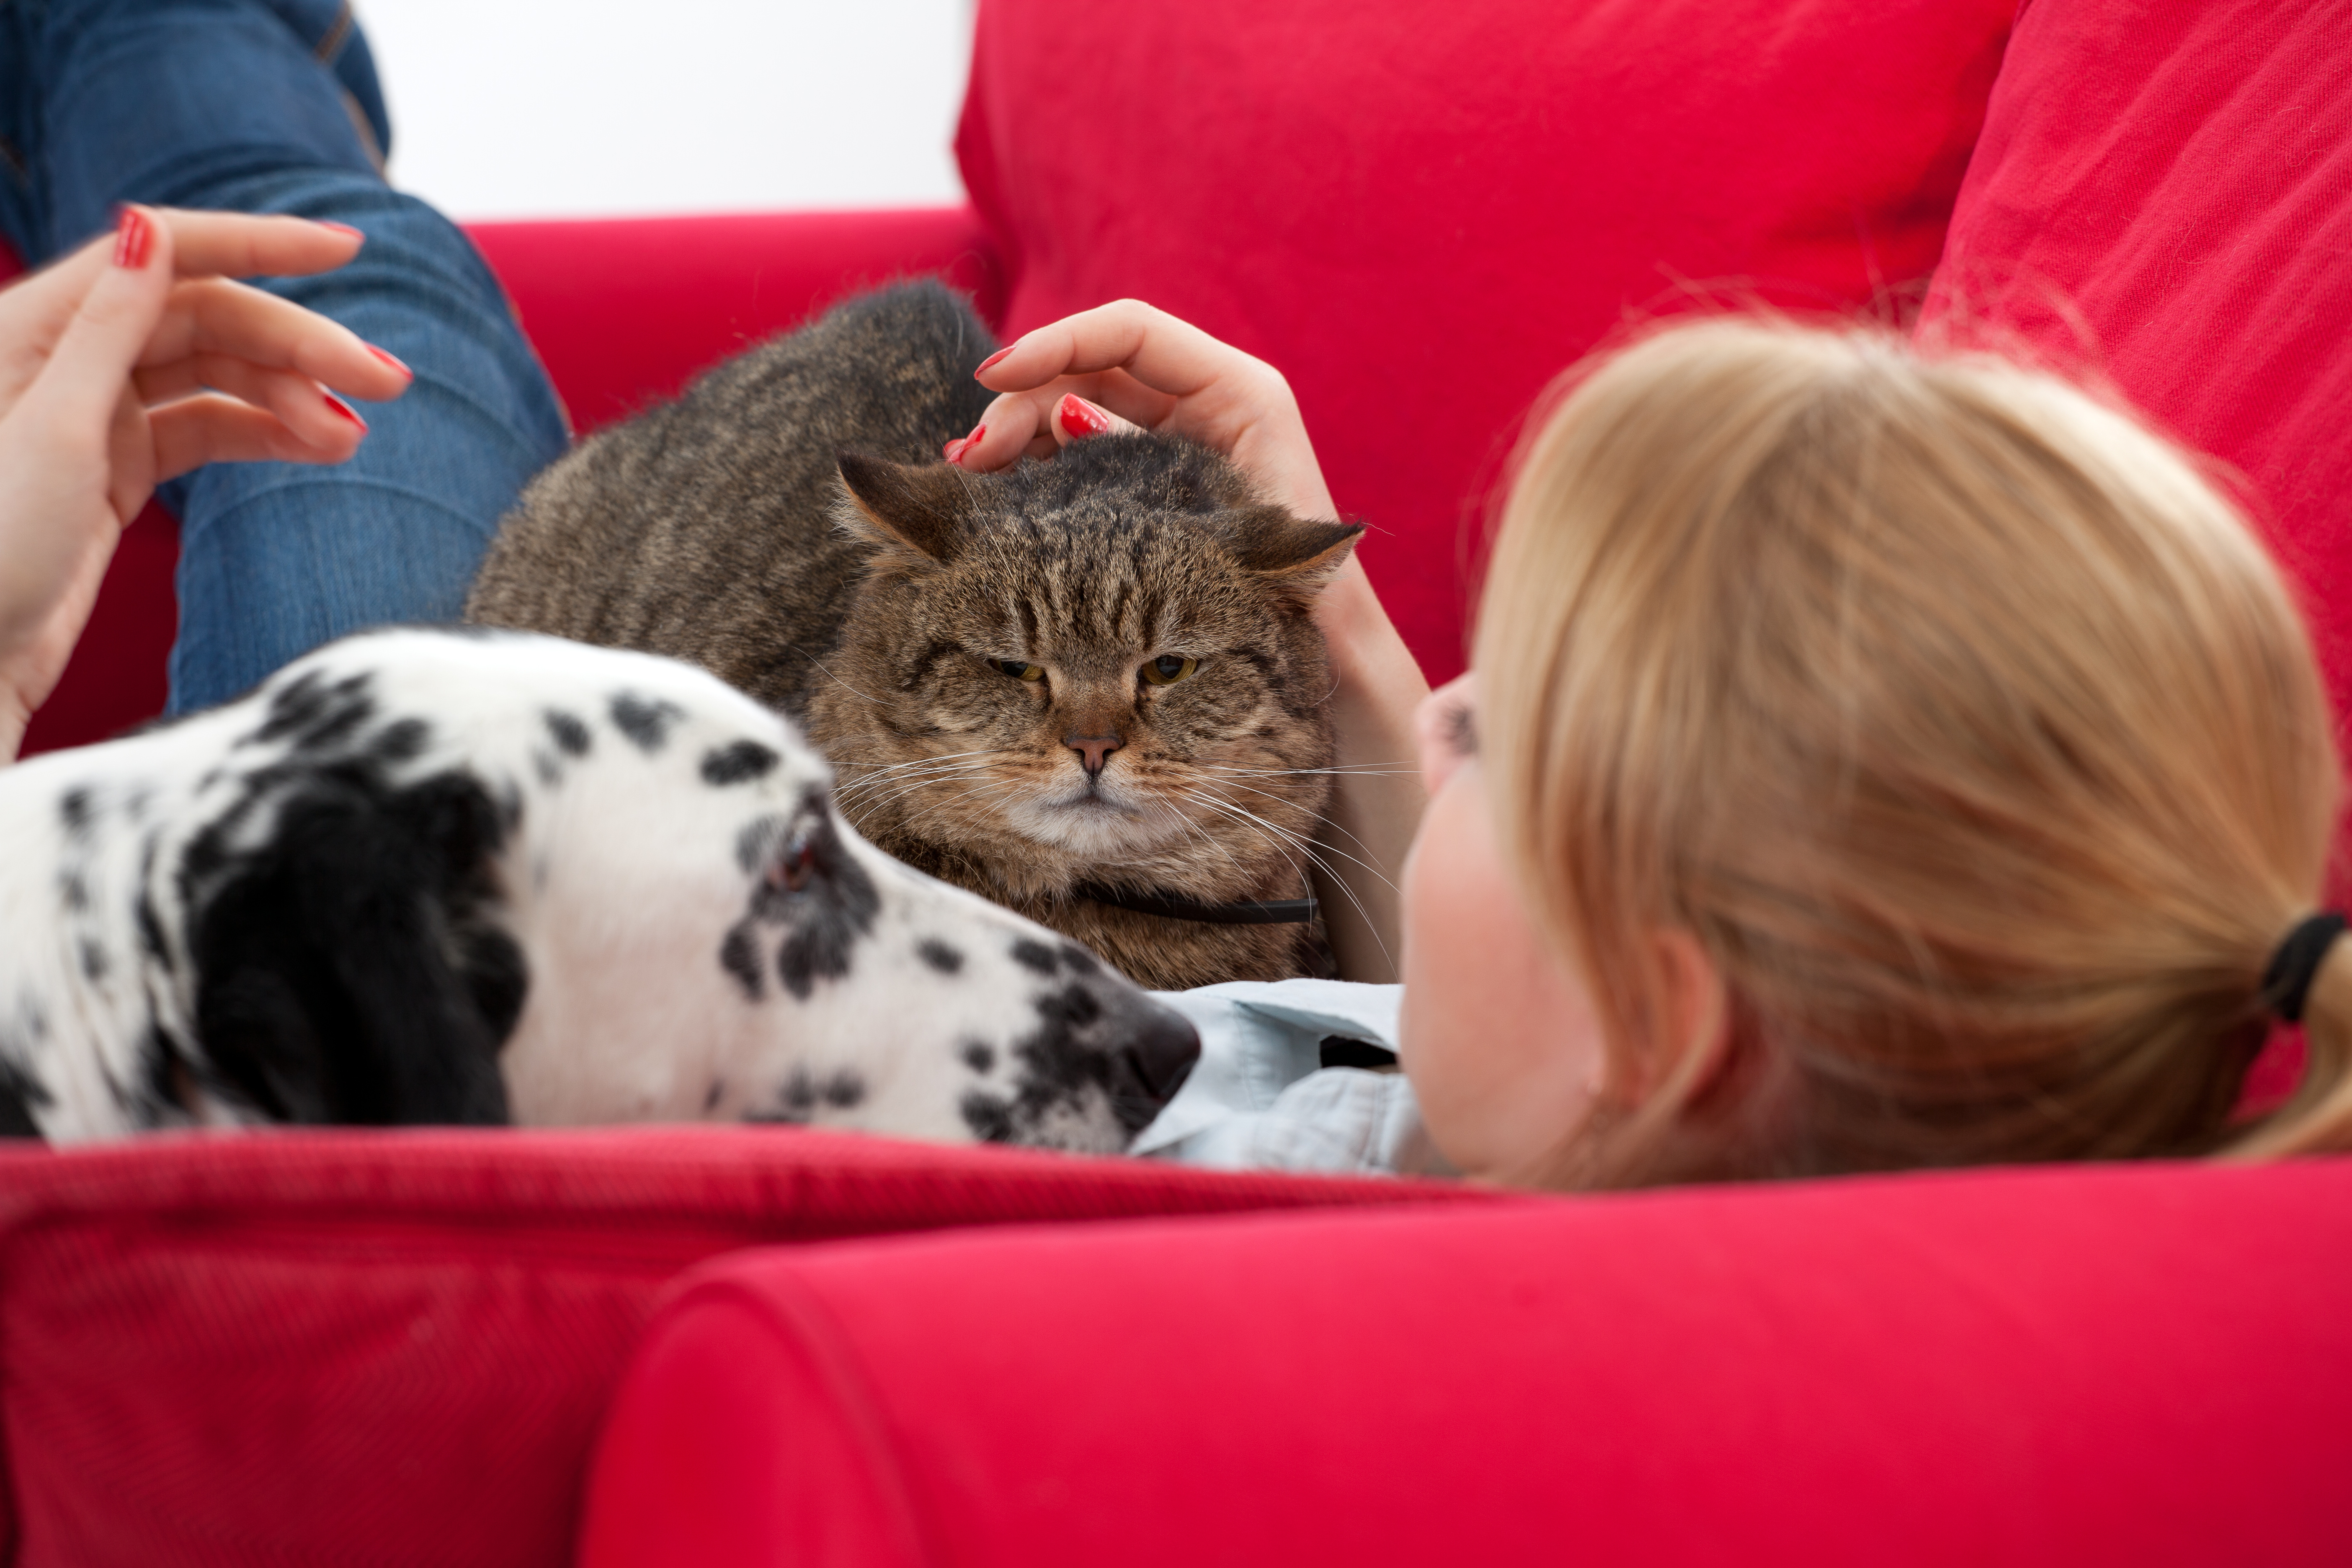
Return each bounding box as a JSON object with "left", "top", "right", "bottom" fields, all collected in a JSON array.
[
  {"left": 1115, "top": 1004, "right": 1201, "bottom": 1103},
  {"left": 1065, "top": 731, "right": 1122, "bottom": 776},
  {"left": 1101, "top": 998, "right": 1200, "bottom": 1137}
]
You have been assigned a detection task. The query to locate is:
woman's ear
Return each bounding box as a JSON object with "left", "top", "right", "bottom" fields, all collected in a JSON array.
[{"left": 1626, "top": 926, "right": 1731, "bottom": 1102}]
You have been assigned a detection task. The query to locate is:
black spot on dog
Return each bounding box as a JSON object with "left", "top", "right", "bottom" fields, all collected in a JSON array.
[
  {"left": 369, "top": 719, "right": 431, "bottom": 765},
  {"left": 609, "top": 692, "right": 684, "bottom": 753},
  {"left": 823, "top": 1071, "right": 866, "bottom": 1108},
  {"left": 533, "top": 750, "right": 562, "bottom": 787},
  {"left": 735, "top": 814, "right": 788, "bottom": 874},
  {"left": 1057, "top": 944, "right": 1101, "bottom": 978},
  {"left": 59, "top": 787, "right": 92, "bottom": 837},
  {"left": 961, "top": 1041, "right": 995, "bottom": 1074},
  {"left": 186, "top": 762, "right": 522, "bottom": 1127},
  {"left": 748, "top": 1068, "right": 824, "bottom": 1125},
  {"left": 700, "top": 740, "right": 779, "bottom": 786},
  {"left": 0, "top": 1055, "right": 52, "bottom": 1138},
  {"left": 959, "top": 1089, "right": 1016, "bottom": 1142},
  {"left": 544, "top": 709, "right": 592, "bottom": 757},
  {"left": 139, "top": 1025, "right": 184, "bottom": 1122},
  {"left": 720, "top": 923, "right": 763, "bottom": 1000},
  {"left": 59, "top": 869, "right": 88, "bottom": 913},
  {"left": 1011, "top": 938, "right": 1058, "bottom": 975},
  {"left": 252, "top": 670, "right": 377, "bottom": 755},
  {"left": 703, "top": 1079, "right": 725, "bottom": 1113},
  {"left": 918, "top": 939, "right": 965, "bottom": 975},
  {"left": 78, "top": 941, "right": 108, "bottom": 983}
]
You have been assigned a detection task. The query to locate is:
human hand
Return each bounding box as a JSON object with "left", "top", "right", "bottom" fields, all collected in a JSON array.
[
  {"left": 0, "top": 205, "right": 411, "bottom": 761},
  {"left": 948, "top": 298, "right": 1338, "bottom": 522}
]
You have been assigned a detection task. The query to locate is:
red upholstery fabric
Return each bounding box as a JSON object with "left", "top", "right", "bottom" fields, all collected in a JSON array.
[
  {"left": 14, "top": 207, "right": 1003, "bottom": 757},
  {"left": 467, "top": 207, "right": 1003, "bottom": 436},
  {"left": 957, "top": 0, "right": 2018, "bottom": 681},
  {"left": 0, "top": 1129, "right": 1473, "bottom": 1568},
  {"left": 581, "top": 1157, "right": 2352, "bottom": 1567},
  {"left": 1920, "top": 0, "right": 2352, "bottom": 735}
]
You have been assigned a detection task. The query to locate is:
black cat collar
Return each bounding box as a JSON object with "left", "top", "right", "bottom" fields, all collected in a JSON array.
[
  {"left": 1077, "top": 884, "right": 1319, "bottom": 926},
  {"left": 2261, "top": 910, "right": 2348, "bottom": 1023}
]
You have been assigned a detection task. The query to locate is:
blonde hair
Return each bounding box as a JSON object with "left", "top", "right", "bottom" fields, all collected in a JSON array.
[{"left": 1474, "top": 317, "right": 2351, "bottom": 1189}]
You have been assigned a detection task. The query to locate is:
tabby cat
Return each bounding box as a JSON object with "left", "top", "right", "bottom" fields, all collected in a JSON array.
[{"left": 465, "top": 282, "right": 1362, "bottom": 990}]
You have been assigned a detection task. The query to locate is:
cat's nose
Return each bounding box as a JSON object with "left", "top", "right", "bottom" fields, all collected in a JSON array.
[{"left": 1065, "top": 731, "right": 1123, "bottom": 776}]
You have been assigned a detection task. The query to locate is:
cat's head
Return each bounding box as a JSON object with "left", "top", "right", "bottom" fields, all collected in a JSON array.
[{"left": 817, "top": 434, "right": 1362, "bottom": 893}]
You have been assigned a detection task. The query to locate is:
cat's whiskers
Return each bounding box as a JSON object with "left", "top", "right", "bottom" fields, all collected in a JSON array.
[
  {"left": 885, "top": 778, "right": 1021, "bottom": 846},
  {"left": 839, "top": 769, "right": 1008, "bottom": 830},
  {"left": 1172, "top": 771, "right": 1399, "bottom": 880},
  {"left": 837, "top": 761, "right": 992, "bottom": 808},
  {"left": 832, "top": 753, "right": 1004, "bottom": 809},
  {"left": 1171, "top": 787, "right": 1398, "bottom": 971},
  {"left": 1188, "top": 763, "right": 1423, "bottom": 779},
  {"left": 1166, "top": 787, "right": 1324, "bottom": 905}
]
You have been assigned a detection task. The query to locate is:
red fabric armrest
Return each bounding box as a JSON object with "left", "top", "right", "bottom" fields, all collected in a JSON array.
[
  {"left": 0, "top": 1128, "right": 1472, "bottom": 1567},
  {"left": 580, "top": 1157, "right": 2352, "bottom": 1567}
]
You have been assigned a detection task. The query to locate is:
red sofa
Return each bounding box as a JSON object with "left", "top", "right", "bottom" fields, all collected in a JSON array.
[{"left": 9, "top": 0, "right": 2352, "bottom": 1563}]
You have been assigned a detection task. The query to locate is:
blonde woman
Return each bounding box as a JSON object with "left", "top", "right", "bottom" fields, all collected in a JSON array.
[{"left": 962, "top": 304, "right": 2351, "bottom": 1184}]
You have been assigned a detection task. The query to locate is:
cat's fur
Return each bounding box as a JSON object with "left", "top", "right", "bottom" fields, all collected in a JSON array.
[{"left": 467, "top": 283, "right": 1361, "bottom": 990}]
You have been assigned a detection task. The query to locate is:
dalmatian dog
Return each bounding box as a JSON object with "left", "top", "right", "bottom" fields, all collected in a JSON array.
[{"left": 0, "top": 627, "right": 1199, "bottom": 1150}]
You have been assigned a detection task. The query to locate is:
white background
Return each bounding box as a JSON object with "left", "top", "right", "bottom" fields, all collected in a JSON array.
[{"left": 359, "top": 0, "right": 976, "bottom": 221}]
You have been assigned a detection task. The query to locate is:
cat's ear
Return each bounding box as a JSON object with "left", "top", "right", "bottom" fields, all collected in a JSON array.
[
  {"left": 836, "top": 452, "right": 973, "bottom": 562},
  {"left": 1226, "top": 508, "right": 1365, "bottom": 589}
]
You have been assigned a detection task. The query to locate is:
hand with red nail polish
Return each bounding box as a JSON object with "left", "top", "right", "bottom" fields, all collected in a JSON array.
[
  {"left": 960, "top": 299, "right": 1337, "bottom": 522},
  {"left": 0, "top": 205, "right": 410, "bottom": 761}
]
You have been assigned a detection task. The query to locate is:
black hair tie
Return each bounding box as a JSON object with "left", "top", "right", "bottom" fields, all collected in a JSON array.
[{"left": 2261, "top": 911, "right": 2348, "bottom": 1023}]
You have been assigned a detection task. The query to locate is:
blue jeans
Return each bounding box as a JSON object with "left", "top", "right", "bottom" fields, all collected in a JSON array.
[{"left": 0, "top": 0, "right": 569, "bottom": 711}]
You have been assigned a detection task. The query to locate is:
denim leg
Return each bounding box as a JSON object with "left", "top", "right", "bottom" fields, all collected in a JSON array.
[{"left": 0, "top": 0, "right": 569, "bottom": 712}]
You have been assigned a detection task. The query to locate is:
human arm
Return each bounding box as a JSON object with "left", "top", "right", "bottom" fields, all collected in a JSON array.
[
  {"left": 952, "top": 300, "right": 1430, "bottom": 981},
  {"left": 0, "top": 205, "right": 411, "bottom": 763}
]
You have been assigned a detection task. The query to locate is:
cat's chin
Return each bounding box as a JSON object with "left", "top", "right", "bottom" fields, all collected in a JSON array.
[{"left": 1001, "top": 789, "right": 1189, "bottom": 858}]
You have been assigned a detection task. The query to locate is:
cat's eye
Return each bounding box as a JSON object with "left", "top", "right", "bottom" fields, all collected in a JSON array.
[
  {"left": 1140, "top": 655, "right": 1197, "bottom": 687},
  {"left": 995, "top": 659, "right": 1046, "bottom": 682}
]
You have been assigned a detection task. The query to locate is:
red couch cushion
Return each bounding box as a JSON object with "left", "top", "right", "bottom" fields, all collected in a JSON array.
[
  {"left": 0, "top": 1128, "right": 1473, "bottom": 1568},
  {"left": 13, "top": 207, "right": 1003, "bottom": 756},
  {"left": 580, "top": 1156, "right": 2352, "bottom": 1567},
  {"left": 957, "top": 0, "right": 2018, "bottom": 681},
  {"left": 1919, "top": 0, "right": 2352, "bottom": 744}
]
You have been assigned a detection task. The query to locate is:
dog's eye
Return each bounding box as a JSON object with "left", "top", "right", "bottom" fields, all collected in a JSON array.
[
  {"left": 1140, "top": 655, "right": 1197, "bottom": 686},
  {"left": 994, "top": 659, "right": 1045, "bottom": 682},
  {"left": 768, "top": 830, "right": 820, "bottom": 893}
]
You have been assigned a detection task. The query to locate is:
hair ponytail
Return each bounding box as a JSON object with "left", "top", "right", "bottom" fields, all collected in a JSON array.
[{"left": 2232, "top": 924, "right": 2352, "bottom": 1159}]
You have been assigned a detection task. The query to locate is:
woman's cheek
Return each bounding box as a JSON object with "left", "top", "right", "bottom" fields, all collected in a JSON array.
[{"left": 1397, "top": 762, "right": 1607, "bottom": 1181}]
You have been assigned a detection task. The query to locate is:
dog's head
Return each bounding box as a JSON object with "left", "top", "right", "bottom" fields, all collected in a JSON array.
[{"left": 22, "top": 628, "right": 1197, "bottom": 1150}]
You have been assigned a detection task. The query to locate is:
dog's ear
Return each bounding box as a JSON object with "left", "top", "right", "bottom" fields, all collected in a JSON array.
[
  {"left": 836, "top": 452, "right": 975, "bottom": 563},
  {"left": 190, "top": 770, "right": 521, "bottom": 1127},
  {"left": 1225, "top": 507, "right": 1365, "bottom": 593}
]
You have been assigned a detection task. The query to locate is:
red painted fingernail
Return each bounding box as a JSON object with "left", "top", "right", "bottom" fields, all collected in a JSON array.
[
  {"left": 322, "top": 392, "right": 368, "bottom": 431},
  {"left": 1058, "top": 395, "right": 1112, "bottom": 438},
  {"left": 944, "top": 438, "right": 968, "bottom": 464},
  {"left": 975, "top": 347, "right": 1012, "bottom": 377},
  {"left": 316, "top": 221, "right": 364, "bottom": 240},
  {"left": 112, "top": 206, "right": 153, "bottom": 269},
  {"left": 366, "top": 344, "right": 413, "bottom": 378}
]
